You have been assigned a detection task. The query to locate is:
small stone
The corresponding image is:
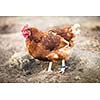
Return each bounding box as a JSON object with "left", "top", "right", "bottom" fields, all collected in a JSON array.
[{"left": 74, "top": 76, "right": 81, "bottom": 80}]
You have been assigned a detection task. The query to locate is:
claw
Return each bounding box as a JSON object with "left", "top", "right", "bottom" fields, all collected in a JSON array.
[
  {"left": 59, "top": 66, "right": 68, "bottom": 74},
  {"left": 59, "top": 67, "right": 66, "bottom": 74}
]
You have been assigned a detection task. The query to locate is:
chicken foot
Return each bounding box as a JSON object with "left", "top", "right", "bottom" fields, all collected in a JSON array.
[{"left": 47, "top": 59, "right": 68, "bottom": 74}]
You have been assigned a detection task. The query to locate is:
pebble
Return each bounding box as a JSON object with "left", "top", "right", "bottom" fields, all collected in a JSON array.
[{"left": 74, "top": 76, "right": 81, "bottom": 80}]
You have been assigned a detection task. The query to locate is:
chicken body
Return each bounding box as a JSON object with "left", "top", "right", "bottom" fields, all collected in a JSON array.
[
  {"left": 21, "top": 24, "right": 80, "bottom": 74},
  {"left": 25, "top": 28, "right": 69, "bottom": 60}
]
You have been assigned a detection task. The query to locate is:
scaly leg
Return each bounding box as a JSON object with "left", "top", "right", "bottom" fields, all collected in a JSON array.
[
  {"left": 60, "top": 59, "right": 68, "bottom": 74},
  {"left": 48, "top": 62, "right": 53, "bottom": 72}
]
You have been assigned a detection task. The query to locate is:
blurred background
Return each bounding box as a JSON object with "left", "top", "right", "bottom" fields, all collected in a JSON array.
[{"left": 0, "top": 16, "right": 100, "bottom": 33}]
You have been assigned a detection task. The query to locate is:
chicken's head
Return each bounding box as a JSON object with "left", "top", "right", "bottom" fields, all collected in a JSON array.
[{"left": 21, "top": 24, "right": 31, "bottom": 38}]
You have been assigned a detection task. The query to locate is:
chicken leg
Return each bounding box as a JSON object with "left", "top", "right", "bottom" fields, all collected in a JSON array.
[
  {"left": 60, "top": 59, "right": 68, "bottom": 74},
  {"left": 48, "top": 62, "right": 53, "bottom": 72}
]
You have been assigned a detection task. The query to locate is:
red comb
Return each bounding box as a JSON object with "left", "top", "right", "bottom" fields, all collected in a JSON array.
[
  {"left": 21, "top": 24, "right": 29, "bottom": 33},
  {"left": 21, "top": 24, "right": 31, "bottom": 38}
]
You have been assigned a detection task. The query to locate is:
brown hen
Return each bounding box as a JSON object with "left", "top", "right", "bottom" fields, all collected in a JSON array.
[
  {"left": 21, "top": 24, "right": 80, "bottom": 73},
  {"left": 21, "top": 24, "right": 70, "bottom": 73}
]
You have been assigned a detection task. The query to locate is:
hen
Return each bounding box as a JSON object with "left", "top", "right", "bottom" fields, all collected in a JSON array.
[
  {"left": 21, "top": 24, "right": 80, "bottom": 73},
  {"left": 21, "top": 24, "right": 70, "bottom": 73}
]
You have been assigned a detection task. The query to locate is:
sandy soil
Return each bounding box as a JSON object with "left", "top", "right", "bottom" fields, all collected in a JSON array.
[{"left": 0, "top": 16, "right": 100, "bottom": 83}]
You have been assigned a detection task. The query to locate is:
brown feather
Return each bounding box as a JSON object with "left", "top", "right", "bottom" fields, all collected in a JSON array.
[{"left": 25, "top": 27, "right": 69, "bottom": 61}]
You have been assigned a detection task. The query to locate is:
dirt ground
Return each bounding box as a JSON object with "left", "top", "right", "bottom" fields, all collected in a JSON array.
[{"left": 0, "top": 16, "right": 100, "bottom": 83}]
